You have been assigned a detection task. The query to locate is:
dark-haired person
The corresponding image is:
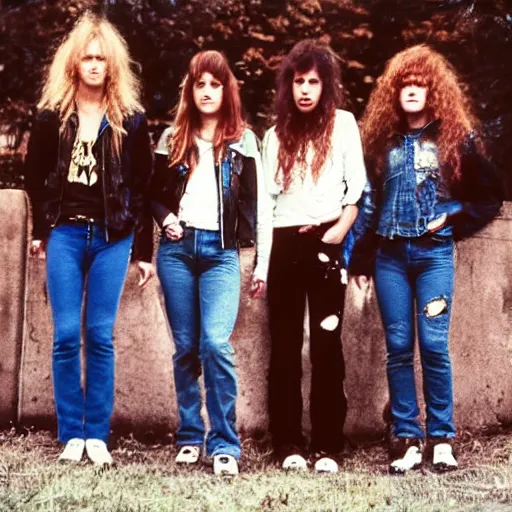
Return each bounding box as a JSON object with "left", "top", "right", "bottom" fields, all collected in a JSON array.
[
  {"left": 149, "top": 50, "right": 269, "bottom": 475},
  {"left": 352, "top": 45, "right": 502, "bottom": 474},
  {"left": 25, "top": 13, "right": 154, "bottom": 465},
  {"left": 252, "top": 40, "right": 366, "bottom": 472}
]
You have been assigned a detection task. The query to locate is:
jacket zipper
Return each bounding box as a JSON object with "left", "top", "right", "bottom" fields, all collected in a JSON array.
[{"left": 97, "top": 118, "right": 110, "bottom": 242}]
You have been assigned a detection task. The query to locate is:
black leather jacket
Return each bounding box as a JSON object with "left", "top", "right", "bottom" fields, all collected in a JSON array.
[
  {"left": 149, "top": 129, "right": 259, "bottom": 249},
  {"left": 24, "top": 109, "right": 154, "bottom": 262}
]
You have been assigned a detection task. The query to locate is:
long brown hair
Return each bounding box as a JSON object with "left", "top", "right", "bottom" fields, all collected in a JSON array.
[
  {"left": 169, "top": 50, "right": 245, "bottom": 170},
  {"left": 361, "top": 44, "right": 479, "bottom": 186},
  {"left": 38, "top": 12, "right": 143, "bottom": 156},
  {"left": 275, "top": 40, "right": 342, "bottom": 191}
]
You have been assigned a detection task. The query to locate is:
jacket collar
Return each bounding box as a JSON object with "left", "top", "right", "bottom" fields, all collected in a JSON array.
[{"left": 397, "top": 118, "right": 439, "bottom": 139}]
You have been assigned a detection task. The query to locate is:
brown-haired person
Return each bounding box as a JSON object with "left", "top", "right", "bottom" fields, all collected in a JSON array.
[
  {"left": 24, "top": 13, "right": 154, "bottom": 465},
  {"left": 148, "top": 50, "right": 269, "bottom": 475},
  {"left": 352, "top": 45, "right": 502, "bottom": 474},
  {"left": 252, "top": 40, "right": 366, "bottom": 472}
]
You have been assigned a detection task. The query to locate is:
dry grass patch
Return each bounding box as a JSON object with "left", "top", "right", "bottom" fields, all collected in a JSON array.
[{"left": 1, "top": 428, "right": 512, "bottom": 511}]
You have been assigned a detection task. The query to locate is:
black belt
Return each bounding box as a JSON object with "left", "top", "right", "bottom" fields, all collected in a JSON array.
[{"left": 59, "top": 215, "right": 98, "bottom": 225}]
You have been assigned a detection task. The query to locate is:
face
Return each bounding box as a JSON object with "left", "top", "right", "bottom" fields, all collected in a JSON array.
[
  {"left": 399, "top": 83, "right": 428, "bottom": 114},
  {"left": 78, "top": 39, "right": 107, "bottom": 88},
  {"left": 193, "top": 72, "right": 223, "bottom": 117},
  {"left": 292, "top": 68, "right": 323, "bottom": 113}
]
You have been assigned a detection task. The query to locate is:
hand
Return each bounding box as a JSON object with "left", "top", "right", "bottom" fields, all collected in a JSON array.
[
  {"left": 354, "top": 275, "right": 370, "bottom": 290},
  {"left": 298, "top": 225, "right": 315, "bottom": 234},
  {"left": 136, "top": 261, "right": 155, "bottom": 289},
  {"left": 164, "top": 214, "right": 184, "bottom": 241},
  {"left": 30, "top": 240, "right": 46, "bottom": 259},
  {"left": 427, "top": 213, "right": 448, "bottom": 233},
  {"left": 250, "top": 277, "right": 266, "bottom": 298},
  {"left": 321, "top": 224, "right": 346, "bottom": 245}
]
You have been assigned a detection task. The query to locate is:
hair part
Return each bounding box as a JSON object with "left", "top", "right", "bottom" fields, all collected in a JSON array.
[
  {"left": 274, "top": 39, "right": 343, "bottom": 190},
  {"left": 169, "top": 50, "right": 245, "bottom": 170},
  {"left": 38, "top": 12, "right": 143, "bottom": 155},
  {"left": 361, "top": 44, "right": 479, "bottom": 185}
]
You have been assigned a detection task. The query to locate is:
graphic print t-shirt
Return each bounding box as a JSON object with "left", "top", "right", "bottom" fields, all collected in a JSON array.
[{"left": 60, "top": 137, "right": 104, "bottom": 219}]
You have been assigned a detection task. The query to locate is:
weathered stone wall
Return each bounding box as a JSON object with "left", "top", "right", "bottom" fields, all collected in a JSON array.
[
  {"left": 2, "top": 190, "right": 512, "bottom": 440},
  {"left": 0, "top": 190, "right": 29, "bottom": 425}
]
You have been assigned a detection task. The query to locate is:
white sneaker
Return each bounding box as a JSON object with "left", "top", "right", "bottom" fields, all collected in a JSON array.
[
  {"left": 390, "top": 445, "right": 422, "bottom": 475},
  {"left": 213, "top": 454, "right": 239, "bottom": 476},
  {"left": 176, "top": 445, "right": 201, "bottom": 464},
  {"left": 314, "top": 457, "right": 338, "bottom": 473},
  {"left": 282, "top": 454, "right": 308, "bottom": 471},
  {"left": 85, "top": 439, "right": 113, "bottom": 466},
  {"left": 433, "top": 443, "right": 458, "bottom": 472},
  {"left": 58, "top": 438, "right": 85, "bottom": 462}
]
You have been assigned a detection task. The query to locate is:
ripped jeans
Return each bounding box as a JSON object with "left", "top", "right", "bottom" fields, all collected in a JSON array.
[
  {"left": 267, "top": 223, "right": 347, "bottom": 454},
  {"left": 375, "top": 236, "right": 455, "bottom": 440},
  {"left": 157, "top": 227, "right": 241, "bottom": 459}
]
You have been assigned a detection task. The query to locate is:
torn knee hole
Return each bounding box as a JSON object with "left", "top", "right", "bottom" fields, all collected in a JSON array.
[{"left": 423, "top": 297, "right": 448, "bottom": 318}]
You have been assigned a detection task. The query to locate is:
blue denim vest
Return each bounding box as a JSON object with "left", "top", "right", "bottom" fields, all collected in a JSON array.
[{"left": 371, "top": 125, "right": 462, "bottom": 240}]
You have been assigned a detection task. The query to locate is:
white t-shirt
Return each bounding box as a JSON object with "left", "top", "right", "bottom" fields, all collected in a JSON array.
[
  {"left": 262, "top": 109, "right": 366, "bottom": 227},
  {"left": 178, "top": 137, "right": 219, "bottom": 230},
  {"left": 252, "top": 109, "right": 367, "bottom": 281},
  {"left": 155, "top": 132, "right": 219, "bottom": 231}
]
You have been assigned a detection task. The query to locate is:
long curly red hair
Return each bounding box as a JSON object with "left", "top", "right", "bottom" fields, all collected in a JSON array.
[
  {"left": 169, "top": 50, "right": 245, "bottom": 170},
  {"left": 274, "top": 40, "right": 342, "bottom": 190},
  {"left": 361, "top": 44, "right": 479, "bottom": 186}
]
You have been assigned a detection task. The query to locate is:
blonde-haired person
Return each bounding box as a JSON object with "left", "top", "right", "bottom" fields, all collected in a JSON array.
[
  {"left": 25, "top": 13, "right": 155, "bottom": 465},
  {"left": 148, "top": 50, "right": 269, "bottom": 475},
  {"left": 352, "top": 45, "right": 502, "bottom": 474}
]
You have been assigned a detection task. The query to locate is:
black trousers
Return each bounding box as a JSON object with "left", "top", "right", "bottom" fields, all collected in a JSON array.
[{"left": 267, "top": 223, "right": 347, "bottom": 455}]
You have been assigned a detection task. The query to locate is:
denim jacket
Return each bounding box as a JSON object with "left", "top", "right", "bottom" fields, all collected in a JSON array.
[
  {"left": 149, "top": 127, "right": 264, "bottom": 251},
  {"left": 351, "top": 121, "right": 503, "bottom": 275}
]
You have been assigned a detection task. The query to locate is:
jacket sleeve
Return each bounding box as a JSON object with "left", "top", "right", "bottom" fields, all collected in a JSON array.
[
  {"left": 148, "top": 127, "right": 174, "bottom": 228},
  {"left": 236, "top": 131, "right": 258, "bottom": 247},
  {"left": 129, "top": 114, "right": 154, "bottom": 263},
  {"left": 24, "top": 110, "right": 59, "bottom": 241},
  {"left": 451, "top": 137, "right": 504, "bottom": 241},
  {"left": 348, "top": 181, "right": 380, "bottom": 277}
]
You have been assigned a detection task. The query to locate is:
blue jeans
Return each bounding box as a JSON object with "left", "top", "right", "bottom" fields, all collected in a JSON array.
[
  {"left": 374, "top": 236, "right": 455, "bottom": 440},
  {"left": 157, "top": 227, "right": 241, "bottom": 459},
  {"left": 46, "top": 222, "right": 133, "bottom": 443}
]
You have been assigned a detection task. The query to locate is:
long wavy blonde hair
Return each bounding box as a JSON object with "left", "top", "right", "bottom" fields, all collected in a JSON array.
[
  {"left": 38, "top": 12, "right": 143, "bottom": 155},
  {"left": 361, "top": 44, "right": 479, "bottom": 186}
]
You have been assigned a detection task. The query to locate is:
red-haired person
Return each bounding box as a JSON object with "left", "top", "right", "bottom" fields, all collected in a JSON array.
[
  {"left": 148, "top": 50, "right": 269, "bottom": 475},
  {"left": 352, "top": 45, "right": 502, "bottom": 474},
  {"left": 252, "top": 40, "right": 366, "bottom": 472},
  {"left": 25, "top": 13, "right": 154, "bottom": 465}
]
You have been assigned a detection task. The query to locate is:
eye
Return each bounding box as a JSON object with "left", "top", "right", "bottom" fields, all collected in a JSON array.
[
  {"left": 196, "top": 81, "right": 205, "bottom": 88},
  {"left": 294, "top": 77, "right": 304, "bottom": 85},
  {"left": 211, "top": 80, "right": 222, "bottom": 88},
  {"left": 309, "top": 78, "right": 320, "bottom": 85}
]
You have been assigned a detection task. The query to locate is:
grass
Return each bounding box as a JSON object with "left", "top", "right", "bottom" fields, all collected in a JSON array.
[{"left": 1, "top": 428, "right": 512, "bottom": 511}]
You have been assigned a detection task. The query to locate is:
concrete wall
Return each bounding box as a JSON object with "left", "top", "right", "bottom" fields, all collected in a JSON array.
[
  {"left": 3, "top": 190, "right": 512, "bottom": 440},
  {"left": 0, "top": 190, "right": 28, "bottom": 424}
]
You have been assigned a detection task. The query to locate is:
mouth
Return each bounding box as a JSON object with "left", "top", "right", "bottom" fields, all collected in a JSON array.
[{"left": 298, "top": 100, "right": 312, "bottom": 106}]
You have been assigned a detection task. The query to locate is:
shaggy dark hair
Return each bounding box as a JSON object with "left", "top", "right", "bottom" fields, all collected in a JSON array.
[{"left": 275, "top": 39, "right": 343, "bottom": 190}]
